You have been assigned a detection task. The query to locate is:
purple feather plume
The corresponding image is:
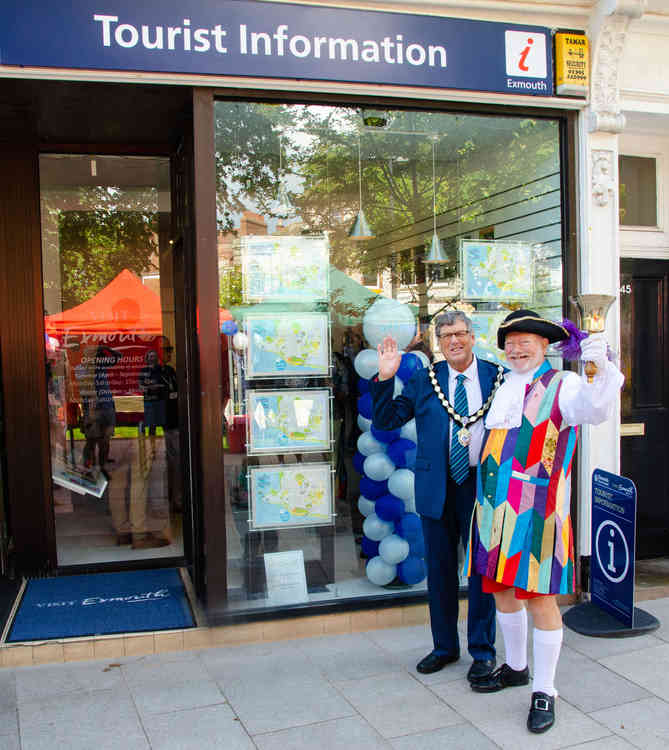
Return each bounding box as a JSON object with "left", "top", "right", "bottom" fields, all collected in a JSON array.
[{"left": 555, "top": 319, "right": 588, "bottom": 361}]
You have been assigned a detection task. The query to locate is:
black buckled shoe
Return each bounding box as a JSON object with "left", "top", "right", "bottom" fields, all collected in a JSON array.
[
  {"left": 467, "top": 659, "right": 496, "bottom": 684},
  {"left": 527, "top": 691, "right": 555, "bottom": 733},
  {"left": 470, "top": 663, "right": 529, "bottom": 692},
  {"left": 416, "top": 650, "right": 460, "bottom": 674}
]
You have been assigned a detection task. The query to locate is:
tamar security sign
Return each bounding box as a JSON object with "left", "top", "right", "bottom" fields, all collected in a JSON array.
[
  {"left": 0, "top": 0, "right": 553, "bottom": 96},
  {"left": 591, "top": 469, "right": 637, "bottom": 628},
  {"left": 554, "top": 32, "right": 589, "bottom": 97}
]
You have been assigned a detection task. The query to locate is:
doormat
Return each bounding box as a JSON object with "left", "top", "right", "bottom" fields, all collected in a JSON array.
[{"left": 6, "top": 568, "right": 194, "bottom": 643}]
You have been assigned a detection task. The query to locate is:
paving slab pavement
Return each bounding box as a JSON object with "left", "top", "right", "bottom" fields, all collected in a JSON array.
[{"left": 1, "top": 598, "right": 668, "bottom": 750}]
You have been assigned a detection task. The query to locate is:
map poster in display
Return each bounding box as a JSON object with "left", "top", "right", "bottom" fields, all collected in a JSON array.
[
  {"left": 460, "top": 239, "right": 533, "bottom": 301},
  {"left": 245, "top": 312, "right": 330, "bottom": 379},
  {"left": 241, "top": 235, "right": 329, "bottom": 303},
  {"left": 470, "top": 311, "right": 507, "bottom": 365},
  {"left": 249, "top": 463, "right": 334, "bottom": 530},
  {"left": 247, "top": 388, "right": 331, "bottom": 455},
  {"left": 263, "top": 550, "right": 309, "bottom": 606}
]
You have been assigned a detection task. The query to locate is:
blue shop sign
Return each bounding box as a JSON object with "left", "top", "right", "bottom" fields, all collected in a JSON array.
[
  {"left": 0, "top": 0, "right": 554, "bottom": 96},
  {"left": 591, "top": 469, "right": 637, "bottom": 628}
]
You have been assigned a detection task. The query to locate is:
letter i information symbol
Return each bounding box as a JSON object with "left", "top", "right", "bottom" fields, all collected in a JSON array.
[{"left": 505, "top": 31, "right": 547, "bottom": 78}]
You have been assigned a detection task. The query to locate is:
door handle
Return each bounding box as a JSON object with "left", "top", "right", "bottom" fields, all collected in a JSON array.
[{"left": 621, "top": 423, "right": 645, "bottom": 436}]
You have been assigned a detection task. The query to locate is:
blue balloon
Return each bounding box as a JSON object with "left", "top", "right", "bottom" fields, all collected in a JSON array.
[
  {"left": 360, "top": 477, "right": 388, "bottom": 500},
  {"left": 361, "top": 536, "right": 380, "bottom": 558},
  {"left": 221, "top": 320, "right": 239, "bottom": 335},
  {"left": 357, "top": 378, "right": 370, "bottom": 395},
  {"left": 397, "top": 512, "right": 423, "bottom": 541},
  {"left": 375, "top": 494, "right": 405, "bottom": 522},
  {"left": 398, "top": 555, "right": 426, "bottom": 585},
  {"left": 371, "top": 425, "right": 400, "bottom": 444},
  {"left": 352, "top": 451, "right": 366, "bottom": 475},
  {"left": 357, "top": 392, "right": 373, "bottom": 419},
  {"left": 396, "top": 352, "right": 421, "bottom": 382},
  {"left": 387, "top": 438, "right": 418, "bottom": 469},
  {"left": 409, "top": 534, "right": 426, "bottom": 558}
]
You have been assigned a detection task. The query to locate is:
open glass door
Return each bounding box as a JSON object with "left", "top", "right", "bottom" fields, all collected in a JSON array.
[{"left": 40, "top": 154, "right": 186, "bottom": 566}]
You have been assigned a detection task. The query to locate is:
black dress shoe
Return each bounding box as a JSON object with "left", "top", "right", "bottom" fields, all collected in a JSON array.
[
  {"left": 467, "top": 658, "right": 496, "bottom": 684},
  {"left": 416, "top": 651, "right": 460, "bottom": 674},
  {"left": 527, "top": 691, "right": 555, "bottom": 733},
  {"left": 470, "top": 663, "right": 530, "bottom": 692}
]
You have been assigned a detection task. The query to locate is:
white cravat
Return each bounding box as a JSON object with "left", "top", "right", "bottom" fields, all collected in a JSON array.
[
  {"left": 447, "top": 358, "right": 484, "bottom": 466},
  {"left": 485, "top": 360, "right": 624, "bottom": 430}
]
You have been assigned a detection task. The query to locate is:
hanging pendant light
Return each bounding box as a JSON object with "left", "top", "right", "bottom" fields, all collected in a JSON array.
[
  {"left": 348, "top": 133, "right": 374, "bottom": 240},
  {"left": 424, "top": 137, "right": 447, "bottom": 265},
  {"left": 275, "top": 134, "right": 294, "bottom": 217}
]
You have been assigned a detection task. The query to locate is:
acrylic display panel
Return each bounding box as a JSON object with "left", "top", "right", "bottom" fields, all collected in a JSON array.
[
  {"left": 247, "top": 388, "right": 331, "bottom": 455},
  {"left": 249, "top": 462, "right": 334, "bottom": 530},
  {"left": 245, "top": 312, "right": 330, "bottom": 379},
  {"left": 460, "top": 239, "right": 534, "bottom": 301},
  {"left": 241, "top": 235, "right": 329, "bottom": 303}
]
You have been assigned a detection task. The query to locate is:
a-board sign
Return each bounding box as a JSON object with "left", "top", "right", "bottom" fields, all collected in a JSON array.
[{"left": 591, "top": 468, "right": 637, "bottom": 628}]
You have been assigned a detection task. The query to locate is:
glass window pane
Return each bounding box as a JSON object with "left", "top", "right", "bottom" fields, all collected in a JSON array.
[
  {"left": 215, "top": 103, "right": 563, "bottom": 613},
  {"left": 619, "top": 155, "right": 657, "bottom": 227},
  {"left": 40, "top": 154, "right": 184, "bottom": 565}
]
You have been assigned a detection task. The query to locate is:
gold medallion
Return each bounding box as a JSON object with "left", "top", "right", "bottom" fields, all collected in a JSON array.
[{"left": 457, "top": 427, "right": 471, "bottom": 447}]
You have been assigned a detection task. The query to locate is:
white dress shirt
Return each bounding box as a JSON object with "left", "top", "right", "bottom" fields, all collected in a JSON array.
[
  {"left": 485, "top": 359, "right": 624, "bottom": 430},
  {"left": 447, "top": 358, "right": 485, "bottom": 466}
]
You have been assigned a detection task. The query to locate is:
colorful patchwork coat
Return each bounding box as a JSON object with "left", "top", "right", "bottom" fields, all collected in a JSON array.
[{"left": 467, "top": 364, "right": 577, "bottom": 595}]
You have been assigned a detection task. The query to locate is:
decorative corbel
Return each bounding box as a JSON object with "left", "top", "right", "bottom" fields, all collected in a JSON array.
[{"left": 588, "top": 0, "right": 646, "bottom": 134}]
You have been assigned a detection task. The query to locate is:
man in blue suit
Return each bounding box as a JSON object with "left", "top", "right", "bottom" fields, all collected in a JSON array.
[{"left": 370, "top": 311, "right": 502, "bottom": 682}]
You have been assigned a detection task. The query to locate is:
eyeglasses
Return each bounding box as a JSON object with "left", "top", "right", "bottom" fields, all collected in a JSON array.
[{"left": 438, "top": 330, "right": 471, "bottom": 341}]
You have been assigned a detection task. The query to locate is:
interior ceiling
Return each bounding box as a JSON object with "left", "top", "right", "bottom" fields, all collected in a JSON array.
[{"left": 0, "top": 79, "right": 192, "bottom": 147}]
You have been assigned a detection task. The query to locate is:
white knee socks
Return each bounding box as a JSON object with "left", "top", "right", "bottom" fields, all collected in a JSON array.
[
  {"left": 532, "top": 627, "right": 563, "bottom": 697},
  {"left": 496, "top": 608, "right": 528, "bottom": 671}
]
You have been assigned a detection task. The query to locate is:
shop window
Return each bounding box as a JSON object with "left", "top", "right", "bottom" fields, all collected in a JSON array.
[
  {"left": 619, "top": 155, "right": 658, "bottom": 227},
  {"left": 40, "top": 155, "right": 184, "bottom": 566},
  {"left": 215, "top": 102, "right": 564, "bottom": 614}
]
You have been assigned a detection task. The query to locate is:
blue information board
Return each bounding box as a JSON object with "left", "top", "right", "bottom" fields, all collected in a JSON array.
[
  {"left": 591, "top": 469, "right": 637, "bottom": 628},
  {"left": 0, "top": 0, "right": 553, "bottom": 96}
]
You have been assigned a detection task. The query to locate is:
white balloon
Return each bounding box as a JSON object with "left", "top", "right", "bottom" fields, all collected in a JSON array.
[
  {"left": 357, "top": 431, "right": 385, "bottom": 457},
  {"left": 354, "top": 349, "right": 380, "bottom": 380},
  {"left": 412, "top": 350, "right": 430, "bottom": 368},
  {"left": 393, "top": 377, "right": 404, "bottom": 397},
  {"left": 379, "top": 534, "right": 410, "bottom": 565},
  {"left": 388, "top": 468, "right": 416, "bottom": 504},
  {"left": 358, "top": 495, "right": 376, "bottom": 517},
  {"left": 357, "top": 414, "right": 372, "bottom": 432},
  {"left": 402, "top": 494, "right": 417, "bottom": 514},
  {"left": 366, "top": 556, "right": 397, "bottom": 586},
  {"left": 400, "top": 419, "right": 417, "bottom": 444},
  {"left": 232, "top": 332, "right": 248, "bottom": 350},
  {"left": 363, "top": 513, "right": 394, "bottom": 541},
  {"left": 362, "top": 297, "right": 417, "bottom": 350},
  {"left": 363, "top": 452, "right": 395, "bottom": 482}
]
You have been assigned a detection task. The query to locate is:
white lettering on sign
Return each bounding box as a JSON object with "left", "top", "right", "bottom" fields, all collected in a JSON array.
[
  {"left": 93, "top": 15, "right": 447, "bottom": 69},
  {"left": 34, "top": 589, "right": 171, "bottom": 608}
]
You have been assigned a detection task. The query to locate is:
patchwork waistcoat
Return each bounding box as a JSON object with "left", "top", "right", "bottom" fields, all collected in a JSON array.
[{"left": 467, "top": 367, "right": 578, "bottom": 595}]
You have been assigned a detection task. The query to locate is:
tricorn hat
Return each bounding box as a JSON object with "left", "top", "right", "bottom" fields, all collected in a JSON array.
[{"left": 497, "top": 309, "right": 568, "bottom": 349}]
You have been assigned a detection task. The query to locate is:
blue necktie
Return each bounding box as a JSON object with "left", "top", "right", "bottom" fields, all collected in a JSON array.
[{"left": 450, "top": 373, "right": 469, "bottom": 485}]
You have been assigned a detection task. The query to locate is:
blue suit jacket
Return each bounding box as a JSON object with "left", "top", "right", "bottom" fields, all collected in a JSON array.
[{"left": 369, "top": 358, "right": 502, "bottom": 521}]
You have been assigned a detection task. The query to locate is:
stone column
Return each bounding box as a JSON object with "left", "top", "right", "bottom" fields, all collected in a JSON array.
[{"left": 577, "top": 0, "right": 646, "bottom": 558}]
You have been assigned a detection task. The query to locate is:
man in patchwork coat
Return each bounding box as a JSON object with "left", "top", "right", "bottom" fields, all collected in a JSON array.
[{"left": 466, "top": 309, "right": 624, "bottom": 734}]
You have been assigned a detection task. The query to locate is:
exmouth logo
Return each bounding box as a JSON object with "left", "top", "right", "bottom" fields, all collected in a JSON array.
[{"left": 35, "top": 589, "right": 171, "bottom": 608}]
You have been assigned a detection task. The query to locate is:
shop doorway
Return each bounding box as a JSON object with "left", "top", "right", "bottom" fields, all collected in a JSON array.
[
  {"left": 620, "top": 258, "right": 669, "bottom": 558},
  {"left": 40, "top": 154, "right": 187, "bottom": 567}
]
